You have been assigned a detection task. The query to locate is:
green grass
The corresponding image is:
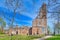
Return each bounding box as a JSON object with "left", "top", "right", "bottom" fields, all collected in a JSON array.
[
  {"left": 45, "top": 34, "right": 60, "bottom": 40},
  {"left": 0, "top": 34, "right": 42, "bottom": 40}
]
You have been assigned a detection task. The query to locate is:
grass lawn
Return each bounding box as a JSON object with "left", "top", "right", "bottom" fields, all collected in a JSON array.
[
  {"left": 45, "top": 35, "right": 60, "bottom": 40},
  {"left": 0, "top": 34, "right": 43, "bottom": 40}
]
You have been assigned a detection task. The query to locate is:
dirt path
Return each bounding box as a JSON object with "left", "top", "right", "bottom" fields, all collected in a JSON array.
[{"left": 33, "top": 36, "right": 52, "bottom": 40}]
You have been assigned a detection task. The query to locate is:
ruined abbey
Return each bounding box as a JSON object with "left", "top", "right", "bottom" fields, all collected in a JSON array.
[{"left": 7, "top": 3, "right": 47, "bottom": 35}]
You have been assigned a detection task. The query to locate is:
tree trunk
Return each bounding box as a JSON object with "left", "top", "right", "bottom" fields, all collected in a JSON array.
[{"left": 58, "top": 29, "right": 59, "bottom": 34}]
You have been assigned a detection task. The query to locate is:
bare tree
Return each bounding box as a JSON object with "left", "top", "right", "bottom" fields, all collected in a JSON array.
[
  {"left": 47, "top": 0, "right": 60, "bottom": 35},
  {"left": 4, "top": 0, "right": 27, "bottom": 40},
  {"left": 5, "top": 0, "right": 26, "bottom": 28}
]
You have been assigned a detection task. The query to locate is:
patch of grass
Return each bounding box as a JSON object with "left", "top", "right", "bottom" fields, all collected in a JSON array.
[
  {"left": 55, "top": 34, "right": 60, "bottom": 36},
  {"left": 0, "top": 34, "right": 42, "bottom": 40},
  {"left": 45, "top": 35, "right": 60, "bottom": 40}
]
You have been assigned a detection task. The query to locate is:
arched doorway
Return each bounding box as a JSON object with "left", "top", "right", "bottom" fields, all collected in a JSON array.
[{"left": 16, "top": 31, "right": 18, "bottom": 35}]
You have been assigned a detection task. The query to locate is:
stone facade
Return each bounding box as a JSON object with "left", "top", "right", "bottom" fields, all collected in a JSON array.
[
  {"left": 20, "top": 27, "right": 29, "bottom": 35},
  {"left": 9, "top": 26, "right": 29, "bottom": 35},
  {"left": 32, "top": 3, "right": 47, "bottom": 35},
  {"left": 8, "top": 3, "right": 47, "bottom": 35}
]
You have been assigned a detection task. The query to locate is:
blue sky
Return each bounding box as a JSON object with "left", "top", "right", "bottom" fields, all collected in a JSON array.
[
  {"left": 0, "top": 0, "right": 60, "bottom": 32},
  {"left": 0, "top": 0, "right": 44, "bottom": 26}
]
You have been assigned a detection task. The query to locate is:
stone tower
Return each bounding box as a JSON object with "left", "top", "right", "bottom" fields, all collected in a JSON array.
[{"left": 32, "top": 3, "right": 47, "bottom": 35}]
